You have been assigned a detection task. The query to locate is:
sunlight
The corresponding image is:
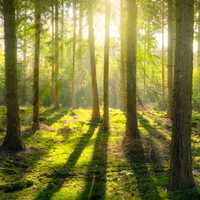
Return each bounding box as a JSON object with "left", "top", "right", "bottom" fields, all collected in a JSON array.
[{"left": 0, "top": 0, "right": 200, "bottom": 199}]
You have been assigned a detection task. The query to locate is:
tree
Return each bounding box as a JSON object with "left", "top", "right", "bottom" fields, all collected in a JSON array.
[
  {"left": 51, "top": 4, "right": 55, "bottom": 105},
  {"left": 2, "top": 0, "right": 24, "bottom": 151},
  {"left": 71, "top": 0, "right": 77, "bottom": 108},
  {"left": 197, "top": 0, "right": 200, "bottom": 93},
  {"left": 167, "top": 0, "right": 174, "bottom": 119},
  {"left": 88, "top": 1, "right": 100, "bottom": 122},
  {"left": 78, "top": 0, "right": 83, "bottom": 62},
  {"left": 54, "top": 0, "right": 59, "bottom": 108},
  {"left": 161, "top": 0, "right": 165, "bottom": 106},
  {"left": 169, "top": 0, "right": 195, "bottom": 190},
  {"left": 126, "top": 0, "right": 138, "bottom": 138},
  {"left": 22, "top": 4, "right": 27, "bottom": 105},
  {"left": 103, "top": 0, "right": 111, "bottom": 130},
  {"left": 120, "top": 0, "right": 127, "bottom": 112},
  {"left": 32, "top": 0, "right": 41, "bottom": 131},
  {"left": 60, "top": 0, "right": 64, "bottom": 69}
]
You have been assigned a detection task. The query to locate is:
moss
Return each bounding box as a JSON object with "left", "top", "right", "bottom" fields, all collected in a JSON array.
[
  {"left": 0, "top": 107, "right": 200, "bottom": 199},
  {"left": 0, "top": 179, "right": 33, "bottom": 193}
]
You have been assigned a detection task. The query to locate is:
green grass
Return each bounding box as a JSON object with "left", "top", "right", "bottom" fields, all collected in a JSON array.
[{"left": 0, "top": 107, "right": 200, "bottom": 199}]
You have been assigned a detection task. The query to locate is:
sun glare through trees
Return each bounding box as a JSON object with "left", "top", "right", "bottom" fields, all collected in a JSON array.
[{"left": 0, "top": 0, "right": 200, "bottom": 199}]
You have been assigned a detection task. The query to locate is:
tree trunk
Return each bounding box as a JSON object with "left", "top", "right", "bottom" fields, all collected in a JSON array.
[
  {"left": 126, "top": 0, "right": 138, "bottom": 138},
  {"left": 88, "top": 2, "right": 100, "bottom": 122},
  {"left": 32, "top": 0, "right": 41, "bottom": 131},
  {"left": 71, "top": 0, "right": 77, "bottom": 108},
  {"left": 167, "top": 0, "right": 174, "bottom": 119},
  {"left": 143, "top": 23, "right": 147, "bottom": 100},
  {"left": 161, "top": 0, "right": 165, "bottom": 106},
  {"left": 54, "top": 0, "right": 59, "bottom": 108},
  {"left": 51, "top": 5, "right": 55, "bottom": 105},
  {"left": 103, "top": 0, "right": 111, "bottom": 130},
  {"left": 120, "top": 0, "right": 127, "bottom": 112},
  {"left": 2, "top": 0, "right": 24, "bottom": 151},
  {"left": 22, "top": 7, "right": 27, "bottom": 105},
  {"left": 197, "top": 0, "right": 200, "bottom": 93},
  {"left": 169, "top": 0, "right": 195, "bottom": 190},
  {"left": 60, "top": 0, "right": 64, "bottom": 69},
  {"left": 78, "top": 0, "right": 83, "bottom": 61}
]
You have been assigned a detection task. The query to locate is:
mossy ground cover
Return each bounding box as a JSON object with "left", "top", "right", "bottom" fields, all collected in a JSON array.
[{"left": 0, "top": 107, "right": 200, "bottom": 200}]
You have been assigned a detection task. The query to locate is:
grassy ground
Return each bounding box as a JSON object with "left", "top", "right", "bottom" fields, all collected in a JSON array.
[{"left": 0, "top": 107, "right": 200, "bottom": 200}]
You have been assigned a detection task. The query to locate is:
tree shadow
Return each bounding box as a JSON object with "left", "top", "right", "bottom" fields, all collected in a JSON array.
[
  {"left": 22, "top": 107, "right": 68, "bottom": 139},
  {"left": 138, "top": 114, "right": 170, "bottom": 146},
  {"left": 40, "top": 107, "right": 68, "bottom": 126},
  {"left": 78, "top": 127, "right": 110, "bottom": 200},
  {"left": 123, "top": 134, "right": 162, "bottom": 200},
  {"left": 34, "top": 124, "right": 97, "bottom": 200},
  {"left": 167, "top": 187, "right": 200, "bottom": 200},
  {"left": 138, "top": 114, "right": 200, "bottom": 199}
]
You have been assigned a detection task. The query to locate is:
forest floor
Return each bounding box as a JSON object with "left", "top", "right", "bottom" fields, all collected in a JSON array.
[{"left": 0, "top": 107, "right": 200, "bottom": 200}]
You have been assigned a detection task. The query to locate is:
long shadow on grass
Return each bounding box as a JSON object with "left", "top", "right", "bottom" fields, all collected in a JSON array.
[
  {"left": 23, "top": 107, "right": 68, "bottom": 139},
  {"left": 78, "top": 127, "right": 109, "bottom": 200},
  {"left": 34, "top": 124, "right": 97, "bottom": 200},
  {"left": 124, "top": 134, "right": 162, "bottom": 200},
  {"left": 40, "top": 107, "right": 68, "bottom": 126},
  {"left": 138, "top": 114, "right": 200, "bottom": 200},
  {"left": 138, "top": 114, "right": 170, "bottom": 145}
]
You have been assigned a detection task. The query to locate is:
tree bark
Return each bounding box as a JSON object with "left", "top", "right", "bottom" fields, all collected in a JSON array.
[
  {"left": 197, "top": 0, "right": 200, "bottom": 93},
  {"left": 78, "top": 0, "right": 83, "bottom": 62},
  {"left": 169, "top": 0, "right": 195, "bottom": 190},
  {"left": 2, "top": 0, "right": 24, "bottom": 151},
  {"left": 161, "top": 0, "right": 165, "bottom": 105},
  {"left": 71, "top": 0, "right": 77, "bottom": 108},
  {"left": 120, "top": 0, "right": 127, "bottom": 112},
  {"left": 51, "top": 5, "right": 55, "bottom": 105},
  {"left": 32, "top": 0, "right": 41, "bottom": 131},
  {"left": 60, "top": 0, "right": 64, "bottom": 69},
  {"left": 126, "top": 0, "right": 138, "bottom": 138},
  {"left": 88, "top": 2, "right": 100, "bottom": 122},
  {"left": 22, "top": 6, "right": 27, "bottom": 105},
  {"left": 103, "top": 0, "right": 111, "bottom": 130},
  {"left": 167, "top": 0, "right": 174, "bottom": 119},
  {"left": 54, "top": 0, "right": 59, "bottom": 108}
]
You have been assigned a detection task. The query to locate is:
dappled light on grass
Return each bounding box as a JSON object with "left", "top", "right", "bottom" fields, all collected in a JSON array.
[{"left": 1, "top": 108, "right": 200, "bottom": 199}]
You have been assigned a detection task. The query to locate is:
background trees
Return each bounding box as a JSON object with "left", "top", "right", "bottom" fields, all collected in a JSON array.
[{"left": 0, "top": 0, "right": 199, "bottom": 193}]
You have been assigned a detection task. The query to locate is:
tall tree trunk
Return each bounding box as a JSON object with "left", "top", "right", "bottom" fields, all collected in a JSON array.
[
  {"left": 120, "top": 0, "right": 127, "bottom": 112},
  {"left": 60, "top": 0, "right": 64, "bottom": 69},
  {"left": 169, "top": 0, "right": 195, "bottom": 190},
  {"left": 161, "top": 0, "right": 165, "bottom": 105},
  {"left": 126, "top": 0, "right": 138, "bottom": 138},
  {"left": 88, "top": 2, "right": 100, "bottom": 122},
  {"left": 71, "top": 0, "right": 77, "bottom": 108},
  {"left": 32, "top": 0, "right": 41, "bottom": 131},
  {"left": 2, "top": 0, "right": 24, "bottom": 151},
  {"left": 51, "top": 5, "right": 55, "bottom": 105},
  {"left": 197, "top": 0, "right": 200, "bottom": 93},
  {"left": 103, "top": 0, "right": 111, "bottom": 130},
  {"left": 54, "top": 0, "right": 59, "bottom": 108},
  {"left": 143, "top": 23, "right": 147, "bottom": 100},
  {"left": 167, "top": 0, "right": 174, "bottom": 119},
  {"left": 22, "top": 7, "right": 27, "bottom": 105},
  {"left": 78, "top": 0, "right": 83, "bottom": 62}
]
